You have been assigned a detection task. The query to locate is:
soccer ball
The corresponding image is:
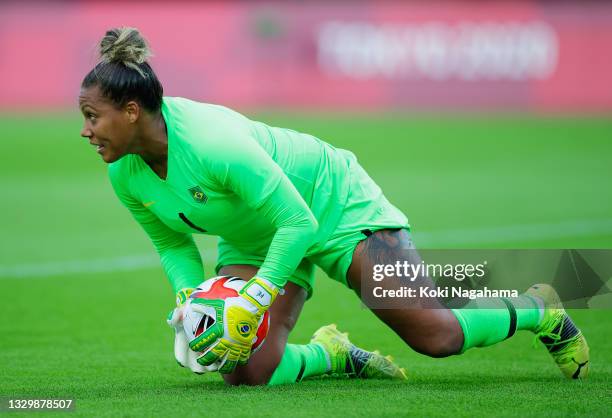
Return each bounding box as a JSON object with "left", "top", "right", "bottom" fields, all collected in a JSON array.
[{"left": 183, "top": 276, "right": 270, "bottom": 356}]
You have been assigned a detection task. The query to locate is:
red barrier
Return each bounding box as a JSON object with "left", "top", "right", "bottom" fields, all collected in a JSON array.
[{"left": 0, "top": 1, "right": 611, "bottom": 111}]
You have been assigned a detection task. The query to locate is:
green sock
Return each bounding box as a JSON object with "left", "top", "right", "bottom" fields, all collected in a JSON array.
[
  {"left": 268, "top": 343, "right": 330, "bottom": 385},
  {"left": 452, "top": 295, "right": 542, "bottom": 353}
]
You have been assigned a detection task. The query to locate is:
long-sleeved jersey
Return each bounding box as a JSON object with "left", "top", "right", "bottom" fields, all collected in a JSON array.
[{"left": 108, "top": 97, "right": 351, "bottom": 293}]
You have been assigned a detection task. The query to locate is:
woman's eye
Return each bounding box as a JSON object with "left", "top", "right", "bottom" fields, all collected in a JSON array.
[{"left": 87, "top": 113, "right": 96, "bottom": 121}]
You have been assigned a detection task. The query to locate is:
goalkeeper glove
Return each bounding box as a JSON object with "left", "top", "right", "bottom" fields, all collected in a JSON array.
[
  {"left": 167, "top": 287, "right": 207, "bottom": 374},
  {"left": 185, "top": 276, "right": 280, "bottom": 374}
]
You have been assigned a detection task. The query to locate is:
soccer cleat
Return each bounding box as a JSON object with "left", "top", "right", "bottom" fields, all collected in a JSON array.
[
  {"left": 525, "top": 284, "right": 590, "bottom": 379},
  {"left": 310, "top": 324, "right": 407, "bottom": 380}
]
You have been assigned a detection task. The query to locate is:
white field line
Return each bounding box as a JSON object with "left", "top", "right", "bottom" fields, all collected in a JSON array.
[
  {"left": 1, "top": 219, "right": 611, "bottom": 279},
  {"left": 414, "top": 218, "right": 612, "bottom": 246}
]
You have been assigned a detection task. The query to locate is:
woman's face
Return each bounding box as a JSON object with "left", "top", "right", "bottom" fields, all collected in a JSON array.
[{"left": 78, "top": 85, "right": 136, "bottom": 163}]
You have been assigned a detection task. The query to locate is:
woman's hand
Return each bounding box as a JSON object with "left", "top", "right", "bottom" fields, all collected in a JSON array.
[{"left": 183, "top": 277, "right": 280, "bottom": 374}]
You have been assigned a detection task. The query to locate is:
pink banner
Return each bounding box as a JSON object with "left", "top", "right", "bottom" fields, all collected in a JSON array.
[{"left": 1, "top": 1, "right": 611, "bottom": 111}]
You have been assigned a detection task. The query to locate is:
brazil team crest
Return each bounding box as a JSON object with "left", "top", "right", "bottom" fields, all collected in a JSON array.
[{"left": 188, "top": 186, "right": 207, "bottom": 204}]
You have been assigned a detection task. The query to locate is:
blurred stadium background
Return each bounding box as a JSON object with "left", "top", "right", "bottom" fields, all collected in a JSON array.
[{"left": 1, "top": 1, "right": 610, "bottom": 417}]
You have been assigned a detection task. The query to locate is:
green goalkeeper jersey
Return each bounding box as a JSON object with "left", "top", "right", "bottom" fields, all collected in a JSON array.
[{"left": 109, "top": 97, "right": 350, "bottom": 293}]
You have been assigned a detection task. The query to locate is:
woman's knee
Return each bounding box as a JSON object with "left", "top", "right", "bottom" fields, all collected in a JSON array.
[
  {"left": 222, "top": 365, "right": 276, "bottom": 386},
  {"left": 222, "top": 340, "right": 284, "bottom": 386},
  {"left": 221, "top": 283, "right": 306, "bottom": 386}
]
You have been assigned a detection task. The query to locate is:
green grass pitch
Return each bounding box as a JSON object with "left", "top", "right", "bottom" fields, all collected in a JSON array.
[{"left": 1, "top": 112, "right": 611, "bottom": 417}]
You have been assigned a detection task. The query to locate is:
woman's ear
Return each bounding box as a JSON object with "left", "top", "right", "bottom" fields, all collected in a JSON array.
[{"left": 125, "top": 101, "right": 140, "bottom": 123}]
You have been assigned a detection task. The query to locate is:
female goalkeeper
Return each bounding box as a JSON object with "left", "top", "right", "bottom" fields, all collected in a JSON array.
[{"left": 79, "top": 28, "right": 589, "bottom": 385}]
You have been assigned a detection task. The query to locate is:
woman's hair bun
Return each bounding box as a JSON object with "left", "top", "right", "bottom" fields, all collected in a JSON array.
[{"left": 99, "top": 27, "right": 152, "bottom": 76}]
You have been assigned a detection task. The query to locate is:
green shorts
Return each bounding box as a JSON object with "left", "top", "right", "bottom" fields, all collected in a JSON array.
[{"left": 216, "top": 152, "right": 409, "bottom": 298}]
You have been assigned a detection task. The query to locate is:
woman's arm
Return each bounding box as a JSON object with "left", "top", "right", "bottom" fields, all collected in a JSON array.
[
  {"left": 205, "top": 131, "right": 319, "bottom": 288},
  {"left": 108, "top": 166, "right": 204, "bottom": 294}
]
